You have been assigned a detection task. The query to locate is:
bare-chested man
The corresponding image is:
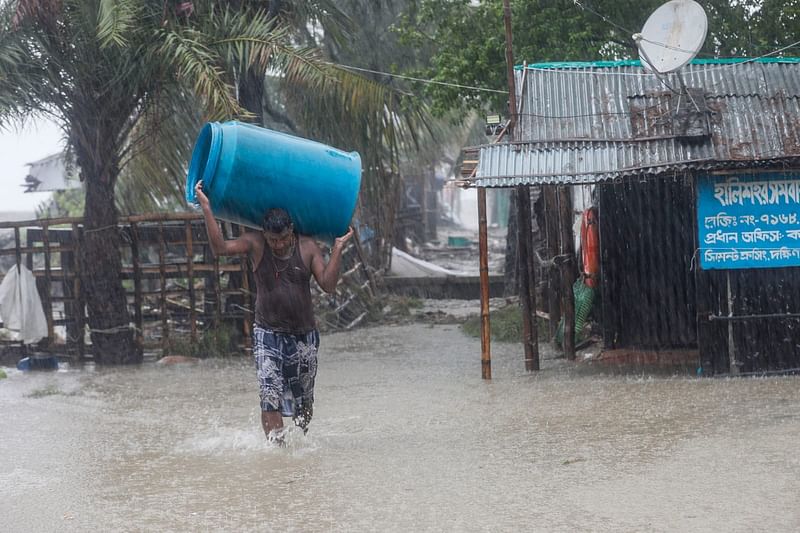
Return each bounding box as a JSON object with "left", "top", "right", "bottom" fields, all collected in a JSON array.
[{"left": 195, "top": 180, "right": 353, "bottom": 442}]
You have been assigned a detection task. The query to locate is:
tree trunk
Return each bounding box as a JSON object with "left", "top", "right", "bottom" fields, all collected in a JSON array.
[
  {"left": 239, "top": 68, "right": 264, "bottom": 124},
  {"left": 80, "top": 158, "right": 140, "bottom": 365}
]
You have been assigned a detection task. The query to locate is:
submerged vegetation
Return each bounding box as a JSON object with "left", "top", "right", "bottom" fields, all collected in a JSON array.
[
  {"left": 461, "top": 304, "right": 523, "bottom": 343},
  {"left": 26, "top": 385, "right": 64, "bottom": 398},
  {"left": 164, "top": 324, "right": 239, "bottom": 358},
  {"left": 461, "top": 303, "right": 549, "bottom": 343}
]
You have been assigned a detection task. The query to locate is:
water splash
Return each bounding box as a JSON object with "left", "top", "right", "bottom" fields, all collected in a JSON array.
[{"left": 176, "top": 424, "right": 317, "bottom": 456}]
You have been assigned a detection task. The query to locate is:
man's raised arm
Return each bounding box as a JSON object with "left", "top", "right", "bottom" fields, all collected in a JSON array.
[
  {"left": 195, "top": 180, "right": 253, "bottom": 257},
  {"left": 311, "top": 227, "right": 354, "bottom": 293}
]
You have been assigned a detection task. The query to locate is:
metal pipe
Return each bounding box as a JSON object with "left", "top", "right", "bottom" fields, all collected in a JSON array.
[
  {"left": 720, "top": 367, "right": 800, "bottom": 378},
  {"left": 709, "top": 312, "right": 800, "bottom": 321}
]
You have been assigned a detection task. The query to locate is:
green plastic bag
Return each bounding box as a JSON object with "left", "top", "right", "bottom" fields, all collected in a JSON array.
[{"left": 555, "top": 278, "right": 596, "bottom": 347}]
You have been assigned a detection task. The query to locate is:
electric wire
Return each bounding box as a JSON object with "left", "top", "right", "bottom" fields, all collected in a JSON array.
[
  {"left": 323, "top": 3, "right": 800, "bottom": 99},
  {"left": 573, "top": 0, "right": 702, "bottom": 55},
  {"left": 572, "top": 0, "right": 635, "bottom": 36},
  {"left": 329, "top": 62, "right": 507, "bottom": 94}
]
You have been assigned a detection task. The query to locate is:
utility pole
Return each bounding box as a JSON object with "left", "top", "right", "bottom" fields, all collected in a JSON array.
[{"left": 503, "top": 0, "right": 539, "bottom": 371}]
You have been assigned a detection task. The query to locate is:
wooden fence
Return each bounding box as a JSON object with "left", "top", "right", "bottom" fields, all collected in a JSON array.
[{"left": 0, "top": 212, "right": 376, "bottom": 361}]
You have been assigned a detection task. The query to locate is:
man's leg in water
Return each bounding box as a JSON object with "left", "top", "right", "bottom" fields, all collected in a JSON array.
[
  {"left": 261, "top": 411, "right": 283, "bottom": 437},
  {"left": 253, "top": 325, "right": 287, "bottom": 443},
  {"left": 285, "top": 330, "right": 319, "bottom": 433}
]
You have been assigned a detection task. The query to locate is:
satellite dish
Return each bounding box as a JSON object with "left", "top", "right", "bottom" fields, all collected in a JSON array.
[{"left": 634, "top": 0, "right": 707, "bottom": 74}]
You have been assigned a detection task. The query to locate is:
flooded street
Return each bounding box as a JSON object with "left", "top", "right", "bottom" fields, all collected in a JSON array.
[{"left": 2, "top": 323, "right": 800, "bottom": 532}]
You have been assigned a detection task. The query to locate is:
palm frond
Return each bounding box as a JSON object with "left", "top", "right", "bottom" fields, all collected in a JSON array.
[
  {"left": 274, "top": 0, "right": 352, "bottom": 46},
  {"left": 117, "top": 87, "right": 204, "bottom": 214},
  {"left": 0, "top": 3, "right": 61, "bottom": 125},
  {"left": 295, "top": 63, "right": 427, "bottom": 153},
  {"left": 97, "top": 0, "right": 139, "bottom": 48},
  {"left": 157, "top": 27, "right": 244, "bottom": 121},
  {"left": 207, "top": 7, "right": 328, "bottom": 82}
]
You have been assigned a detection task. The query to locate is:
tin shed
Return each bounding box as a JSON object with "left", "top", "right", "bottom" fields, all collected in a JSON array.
[{"left": 465, "top": 58, "right": 800, "bottom": 374}]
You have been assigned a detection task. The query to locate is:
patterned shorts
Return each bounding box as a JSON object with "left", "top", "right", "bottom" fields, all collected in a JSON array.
[{"left": 252, "top": 325, "right": 319, "bottom": 421}]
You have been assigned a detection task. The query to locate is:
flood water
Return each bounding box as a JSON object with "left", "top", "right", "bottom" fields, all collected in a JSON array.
[{"left": 2, "top": 323, "right": 799, "bottom": 532}]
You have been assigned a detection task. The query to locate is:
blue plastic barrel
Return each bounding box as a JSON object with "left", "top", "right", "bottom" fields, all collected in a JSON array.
[{"left": 185, "top": 122, "right": 362, "bottom": 240}]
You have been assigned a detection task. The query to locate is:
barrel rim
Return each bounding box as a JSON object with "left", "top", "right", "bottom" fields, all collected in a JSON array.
[{"left": 185, "top": 122, "right": 222, "bottom": 204}]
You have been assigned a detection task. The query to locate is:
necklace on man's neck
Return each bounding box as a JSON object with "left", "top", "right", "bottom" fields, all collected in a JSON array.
[{"left": 271, "top": 240, "right": 295, "bottom": 280}]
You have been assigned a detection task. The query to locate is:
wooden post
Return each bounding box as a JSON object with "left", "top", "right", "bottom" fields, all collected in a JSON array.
[
  {"left": 21, "top": 227, "right": 31, "bottom": 356},
  {"left": 528, "top": 222, "right": 539, "bottom": 369},
  {"left": 502, "top": 0, "right": 538, "bottom": 372},
  {"left": 130, "top": 223, "right": 144, "bottom": 354},
  {"left": 71, "top": 223, "right": 85, "bottom": 360},
  {"left": 25, "top": 229, "right": 33, "bottom": 271},
  {"left": 14, "top": 227, "right": 22, "bottom": 270},
  {"left": 214, "top": 226, "right": 222, "bottom": 328},
  {"left": 558, "top": 186, "right": 576, "bottom": 359},
  {"left": 478, "top": 187, "right": 492, "bottom": 380},
  {"left": 502, "top": 0, "right": 517, "bottom": 130},
  {"left": 544, "top": 186, "right": 562, "bottom": 338},
  {"left": 41, "top": 222, "right": 54, "bottom": 344},
  {"left": 185, "top": 221, "right": 197, "bottom": 344},
  {"left": 235, "top": 224, "right": 251, "bottom": 348},
  {"left": 517, "top": 186, "right": 539, "bottom": 371},
  {"left": 158, "top": 222, "right": 168, "bottom": 355}
]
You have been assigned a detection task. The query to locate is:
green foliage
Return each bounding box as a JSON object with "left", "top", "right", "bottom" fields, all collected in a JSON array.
[
  {"left": 389, "top": 295, "right": 424, "bottom": 316},
  {"left": 0, "top": 0, "right": 385, "bottom": 205},
  {"left": 395, "top": 0, "right": 785, "bottom": 115},
  {"left": 38, "top": 188, "right": 85, "bottom": 218},
  {"left": 26, "top": 385, "right": 62, "bottom": 398},
  {"left": 166, "top": 323, "right": 240, "bottom": 358},
  {"left": 462, "top": 303, "right": 523, "bottom": 343},
  {"left": 461, "top": 303, "right": 548, "bottom": 343},
  {"left": 97, "top": 0, "right": 139, "bottom": 48},
  {"left": 748, "top": 0, "right": 800, "bottom": 51}
]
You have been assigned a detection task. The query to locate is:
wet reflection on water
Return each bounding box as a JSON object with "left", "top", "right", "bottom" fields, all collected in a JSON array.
[{"left": 2, "top": 324, "right": 799, "bottom": 532}]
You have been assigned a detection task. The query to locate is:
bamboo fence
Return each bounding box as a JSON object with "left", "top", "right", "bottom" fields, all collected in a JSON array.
[{"left": 0, "top": 212, "right": 376, "bottom": 361}]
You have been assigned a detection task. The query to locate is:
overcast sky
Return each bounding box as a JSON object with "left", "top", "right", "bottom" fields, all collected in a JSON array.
[{"left": 0, "top": 117, "right": 65, "bottom": 216}]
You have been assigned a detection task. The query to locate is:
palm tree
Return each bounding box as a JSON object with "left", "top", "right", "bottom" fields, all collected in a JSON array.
[
  {"left": 0, "top": 0, "right": 420, "bottom": 363},
  {"left": 120, "top": 0, "right": 431, "bottom": 266},
  {"left": 277, "top": 0, "right": 436, "bottom": 262}
]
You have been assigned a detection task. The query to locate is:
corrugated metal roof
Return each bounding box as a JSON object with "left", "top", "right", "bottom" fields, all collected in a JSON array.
[{"left": 469, "top": 58, "right": 800, "bottom": 187}]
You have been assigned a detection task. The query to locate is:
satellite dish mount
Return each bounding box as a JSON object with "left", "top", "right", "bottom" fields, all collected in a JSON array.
[
  {"left": 634, "top": 0, "right": 708, "bottom": 74},
  {"left": 631, "top": 0, "right": 711, "bottom": 139}
]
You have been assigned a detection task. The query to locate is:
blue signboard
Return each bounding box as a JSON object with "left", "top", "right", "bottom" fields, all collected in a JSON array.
[{"left": 697, "top": 173, "right": 800, "bottom": 270}]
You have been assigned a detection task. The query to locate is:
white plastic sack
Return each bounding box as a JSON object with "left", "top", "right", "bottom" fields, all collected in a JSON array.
[{"left": 0, "top": 264, "right": 48, "bottom": 344}]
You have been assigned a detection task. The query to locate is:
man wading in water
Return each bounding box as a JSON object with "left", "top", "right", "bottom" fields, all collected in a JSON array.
[{"left": 195, "top": 180, "right": 353, "bottom": 443}]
